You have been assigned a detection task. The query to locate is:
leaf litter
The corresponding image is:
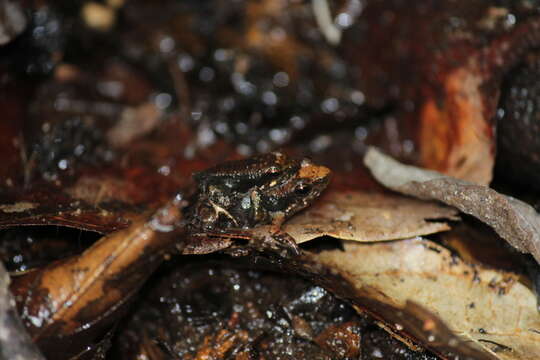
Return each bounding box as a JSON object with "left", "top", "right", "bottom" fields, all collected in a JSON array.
[
  {"left": 313, "top": 238, "right": 540, "bottom": 360},
  {"left": 364, "top": 147, "right": 540, "bottom": 265},
  {"left": 284, "top": 190, "right": 459, "bottom": 244}
]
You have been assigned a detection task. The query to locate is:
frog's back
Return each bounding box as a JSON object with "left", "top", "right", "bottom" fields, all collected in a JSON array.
[{"left": 194, "top": 152, "right": 299, "bottom": 185}]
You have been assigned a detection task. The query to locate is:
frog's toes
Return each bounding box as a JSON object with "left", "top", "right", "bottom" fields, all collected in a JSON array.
[{"left": 267, "top": 231, "right": 301, "bottom": 257}]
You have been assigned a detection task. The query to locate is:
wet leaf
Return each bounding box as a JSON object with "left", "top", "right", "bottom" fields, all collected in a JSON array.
[
  {"left": 284, "top": 190, "right": 459, "bottom": 244},
  {"left": 10, "top": 199, "right": 187, "bottom": 359},
  {"left": 314, "top": 238, "right": 540, "bottom": 360},
  {"left": 364, "top": 147, "right": 540, "bottom": 264}
]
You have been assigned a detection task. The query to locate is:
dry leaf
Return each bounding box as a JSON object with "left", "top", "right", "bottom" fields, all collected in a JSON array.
[
  {"left": 314, "top": 238, "right": 540, "bottom": 360},
  {"left": 364, "top": 147, "right": 540, "bottom": 264},
  {"left": 284, "top": 191, "right": 459, "bottom": 244}
]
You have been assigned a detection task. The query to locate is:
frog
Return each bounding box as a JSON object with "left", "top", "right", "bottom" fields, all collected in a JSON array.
[{"left": 185, "top": 151, "right": 331, "bottom": 256}]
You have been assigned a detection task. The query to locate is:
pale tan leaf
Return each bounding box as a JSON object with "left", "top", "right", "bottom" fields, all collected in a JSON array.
[
  {"left": 314, "top": 238, "right": 540, "bottom": 360},
  {"left": 283, "top": 191, "right": 459, "bottom": 244}
]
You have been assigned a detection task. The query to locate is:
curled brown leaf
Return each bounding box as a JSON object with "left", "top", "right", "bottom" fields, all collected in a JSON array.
[{"left": 364, "top": 147, "right": 540, "bottom": 265}]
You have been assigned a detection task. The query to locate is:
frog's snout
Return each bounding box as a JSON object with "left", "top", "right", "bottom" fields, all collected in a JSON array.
[{"left": 298, "top": 161, "right": 331, "bottom": 183}]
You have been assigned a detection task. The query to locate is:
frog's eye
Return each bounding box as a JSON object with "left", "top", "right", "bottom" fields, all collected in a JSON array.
[
  {"left": 267, "top": 166, "right": 280, "bottom": 174},
  {"left": 294, "top": 183, "right": 312, "bottom": 195}
]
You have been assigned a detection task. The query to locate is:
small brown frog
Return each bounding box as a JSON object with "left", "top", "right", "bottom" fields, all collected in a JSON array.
[{"left": 186, "top": 151, "right": 331, "bottom": 255}]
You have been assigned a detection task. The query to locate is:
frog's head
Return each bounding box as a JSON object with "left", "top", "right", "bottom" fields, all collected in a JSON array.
[{"left": 258, "top": 157, "right": 331, "bottom": 221}]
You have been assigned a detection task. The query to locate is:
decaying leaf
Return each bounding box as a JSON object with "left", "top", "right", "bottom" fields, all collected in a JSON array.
[
  {"left": 314, "top": 238, "right": 540, "bottom": 360},
  {"left": 364, "top": 147, "right": 540, "bottom": 265},
  {"left": 284, "top": 190, "right": 458, "bottom": 244},
  {"left": 10, "top": 198, "right": 187, "bottom": 359}
]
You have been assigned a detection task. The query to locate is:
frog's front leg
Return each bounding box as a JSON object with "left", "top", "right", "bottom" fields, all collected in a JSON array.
[
  {"left": 265, "top": 229, "right": 301, "bottom": 257},
  {"left": 232, "top": 227, "right": 300, "bottom": 258},
  {"left": 265, "top": 213, "right": 301, "bottom": 257},
  {"left": 247, "top": 190, "right": 302, "bottom": 257}
]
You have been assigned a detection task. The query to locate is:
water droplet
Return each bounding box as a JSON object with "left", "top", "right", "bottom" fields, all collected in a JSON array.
[
  {"left": 74, "top": 144, "right": 85, "bottom": 156},
  {"left": 197, "top": 124, "right": 216, "bottom": 147},
  {"left": 257, "top": 139, "right": 271, "bottom": 153},
  {"left": 241, "top": 196, "right": 251, "bottom": 209},
  {"left": 219, "top": 97, "right": 236, "bottom": 111},
  {"left": 336, "top": 13, "right": 353, "bottom": 28},
  {"left": 290, "top": 115, "right": 306, "bottom": 129},
  {"left": 57, "top": 159, "right": 68, "bottom": 170},
  {"left": 177, "top": 54, "right": 194, "bottom": 72},
  {"left": 154, "top": 92, "right": 172, "bottom": 110},
  {"left": 199, "top": 67, "right": 215, "bottom": 82},
  {"left": 269, "top": 128, "right": 288, "bottom": 144},
  {"left": 355, "top": 126, "right": 368, "bottom": 140},
  {"left": 237, "top": 144, "right": 252, "bottom": 156},
  {"left": 158, "top": 165, "right": 171, "bottom": 176},
  {"left": 231, "top": 73, "right": 256, "bottom": 96},
  {"left": 273, "top": 71, "right": 290, "bottom": 87},
  {"left": 191, "top": 111, "right": 203, "bottom": 121},
  {"left": 97, "top": 80, "right": 123, "bottom": 98},
  {"left": 350, "top": 90, "right": 365, "bottom": 105},
  {"left": 214, "top": 48, "right": 232, "bottom": 62},
  {"left": 159, "top": 36, "right": 175, "bottom": 53},
  {"left": 403, "top": 139, "right": 414, "bottom": 154},
  {"left": 310, "top": 135, "right": 332, "bottom": 152},
  {"left": 214, "top": 121, "right": 229, "bottom": 134},
  {"left": 371, "top": 348, "right": 383, "bottom": 358},
  {"left": 235, "top": 122, "right": 248, "bottom": 134},
  {"left": 505, "top": 13, "right": 516, "bottom": 28},
  {"left": 262, "top": 91, "right": 278, "bottom": 105},
  {"left": 321, "top": 98, "right": 339, "bottom": 113}
]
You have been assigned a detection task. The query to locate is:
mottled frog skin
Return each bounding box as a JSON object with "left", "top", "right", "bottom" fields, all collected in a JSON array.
[{"left": 188, "top": 151, "right": 331, "bottom": 255}]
